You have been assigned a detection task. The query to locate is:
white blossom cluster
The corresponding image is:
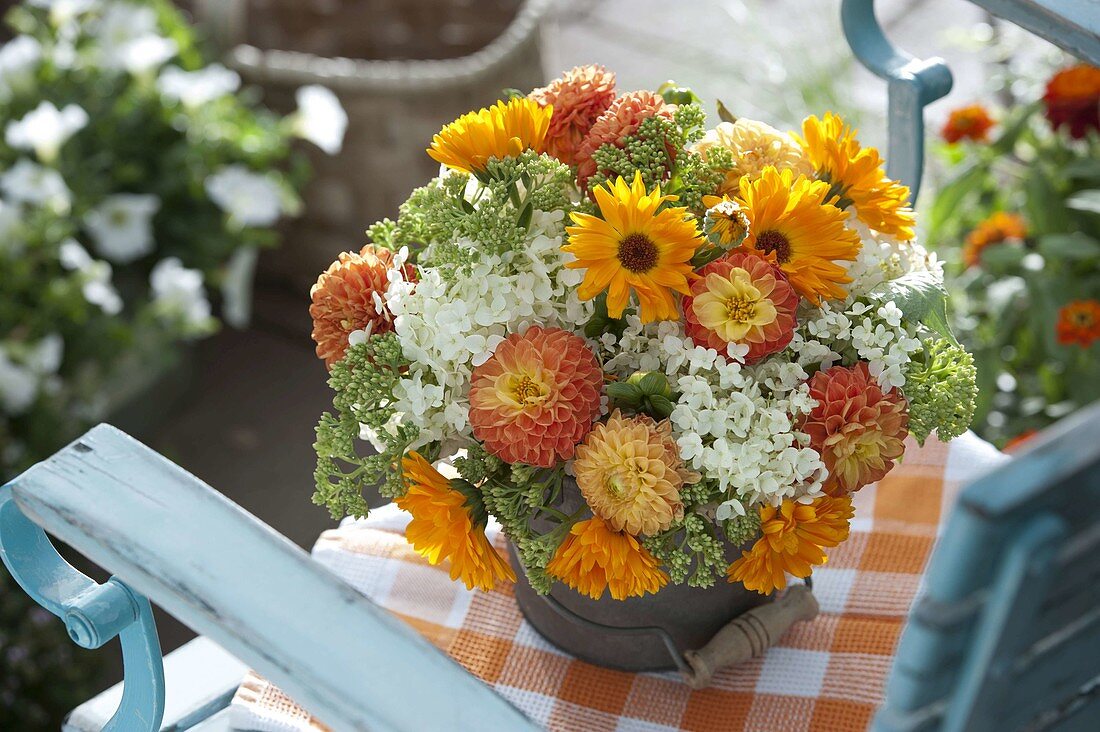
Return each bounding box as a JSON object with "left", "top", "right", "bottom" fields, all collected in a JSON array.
[{"left": 382, "top": 208, "right": 593, "bottom": 449}]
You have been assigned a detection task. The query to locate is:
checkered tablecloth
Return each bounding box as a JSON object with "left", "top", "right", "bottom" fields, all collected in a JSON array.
[{"left": 229, "top": 432, "right": 1006, "bottom": 732}]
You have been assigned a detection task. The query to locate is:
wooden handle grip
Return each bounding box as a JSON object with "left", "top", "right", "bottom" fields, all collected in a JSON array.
[{"left": 682, "top": 584, "right": 819, "bottom": 689}]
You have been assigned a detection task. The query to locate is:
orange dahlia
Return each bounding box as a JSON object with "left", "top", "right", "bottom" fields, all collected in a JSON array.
[
  {"left": 1043, "top": 64, "right": 1100, "bottom": 139},
  {"left": 962, "top": 212, "right": 1027, "bottom": 268},
  {"left": 546, "top": 516, "right": 668, "bottom": 600},
  {"left": 468, "top": 326, "right": 603, "bottom": 467},
  {"left": 309, "top": 245, "right": 414, "bottom": 368},
  {"left": 574, "top": 90, "right": 675, "bottom": 191},
  {"left": 530, "top": 65, "right": 617, "bottom": 166},
  {"left": 397, "top": 452, "right": 516, "bottom": 591},
  {"left": 573, "top": 410, "right": 699, "bottom": 536},
  {"left": 727, "top": 495, "right": 853, "bottom": 595},
  {"left": 803, "top": 362, "right": 909, "bottom": 496},
  {"left": 1056, "top": 299, "right": 1100, "bottom": 347},
  {"left": 683, "top": 250, "right": 799, "bottom": 363},
  {"left": 797, "top": 112, "right": 916, "bottom": 240},
  {"left": 941, "top": 104, "right": 995, "bottom": 144}
]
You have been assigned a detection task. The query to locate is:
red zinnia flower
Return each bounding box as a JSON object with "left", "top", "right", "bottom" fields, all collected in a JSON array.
[
  {"left": 1056, "top": 299, "right": 1100, "bottom": 347},
  {"left": 941, "top": 104, "right": 995, "bottom": 143},
  {"left": 962, "top": 212, "right": 1027, "bottom": 268},
  {"left": 1043, "top": 64, "right": 1100, "bottom": 139}
]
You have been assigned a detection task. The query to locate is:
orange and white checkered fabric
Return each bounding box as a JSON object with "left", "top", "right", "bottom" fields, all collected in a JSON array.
[{"left": 230, "top": 432, "right": 1006, "bottom": 732}]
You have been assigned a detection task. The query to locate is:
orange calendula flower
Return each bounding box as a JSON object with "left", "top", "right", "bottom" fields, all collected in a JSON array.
[
  {"left": 574, "top": 90, "right": 675, "bottom": 191},
  {"left": 683, "top": 250, "right": 799, "bottom": 364},
  {"left": 1043, "top": 64, "right": 1100, "bottom": 139},
  {"left": 727, "top": 495, "right": 854, "bottom": 595},
  {"left": 309, "top": 244, "right": 414, "bottom": 368},
  {"left": 564, "top": 172, "right": 704, "bottom": 322},
  {"left": 802, "top": 362, "right": 909, "bottom": 496},
  {"left": 530, "top": 64, "right": 617, "bottom": 166},
  {"left": 397, "top": 452, "right": 516, "bottom": 591},
  {"left": 941, "top": 104, "right": 996, "bottom": 143},
  {"left": 468, "top": 326, "right": 603, "bottom": 468},
  {"left": 737, "top": 166, "right": 862, "bottom": 305},
  {"left": 797, "top": 112, "right": 916, "bottom": 241},
  {"left": 573, "top": 410, "right": 699, "bottom": 536},
  {"left": 1056, "top": 299, "right": 1100, "bottom": 347},
  {"left": 546, "top": 516, "right": 669, "bottom": 600},
  {"left": 427, "top": 97, "right": 552, "bottom": 173},
  {"left": 962, "top": 212, "right": 1027, "bottom": 268}
]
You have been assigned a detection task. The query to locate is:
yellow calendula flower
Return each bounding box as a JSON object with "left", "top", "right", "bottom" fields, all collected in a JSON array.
[
  {"left": 738, "top": 166, "right": 861, "bottom": 305},
  {"left": 797, "top": 112, "right": 916, "bottom": 241},
  {"left": 397, "top": 452, "right": 516, "bottom": 591},
  {"left": 427, "top": 97, "right": 552, "bottom": 173},
  {"left": 546, "top": 516, "right": 668, "bottom": 600},
  {"left": 564, "top": 172, "right": 704, "bottom": 322}
]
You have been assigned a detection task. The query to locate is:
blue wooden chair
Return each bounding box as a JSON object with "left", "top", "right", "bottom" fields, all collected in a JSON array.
[{"left": 2, "top": 2, "right": 1099, "bottom": 730}]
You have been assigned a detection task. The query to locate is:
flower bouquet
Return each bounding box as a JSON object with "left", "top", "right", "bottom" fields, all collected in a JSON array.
[
  {"left": 311, "top": 65, "right": 977, "bottom": 664},
  {"left": 932, "top": 62, "right": 1100, "bottom": 448}
]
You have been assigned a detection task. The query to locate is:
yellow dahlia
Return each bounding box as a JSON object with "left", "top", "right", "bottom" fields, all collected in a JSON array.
[
  {"left": 468, "top": 326, "right": 604, "bottom": 468},
  {"left": 797, "top": 113, "right": 916, "bottom": 240},
  {"left": 427, "top": 97, "right": 552, "bottom": 174},
  {"left": 397, "top": 452, "right": 516, "bottom": 591},
  {"left": 564, "top": 172, "right": 704, "bottom": 322},
  {"left": 737, "top": 166, "right": 861, "bottom": 305},
  {"left": 546, "top": 516, "right": 668, "bottom": 600},
  {"left": 802, "top": 362, "right": 909, "bottom": 496},
  {"left": 529, "top": 64, "right": 617, "bottom": 166},
  {"left": 574, "top": 411, "right": 699, "bottom": 536},
  {"left": 309, "top": 245, "right": 415, "bottom": 369},
  {"left": 690, "top": 119, "right": 813, "bottom": 195},
  {"left": 727, "top": 495, "right": 854, "bottom": 595}
]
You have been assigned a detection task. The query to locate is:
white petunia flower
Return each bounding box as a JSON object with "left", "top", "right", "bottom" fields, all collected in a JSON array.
[
  {"left": 84, "top": 193, "right": 160, "bottom": 263},
  {"left": 293, "top": 85, "right": 348, "bottom": 155},
  {"left": 205, "top": 165, "right": 283, "bottom": 227},
  {"left": 5, "top": 101, "right": 88, "bottom": 163},
  {"left": 0, "top": 334, "right": 64, "bottom": 416},
  {"left": 0, "top": 36, "right": 43, "bottom": 102},
  {"left": 150, "top": 257, "right": 211, "bottom": 330},
  {"left": 157, "top": 64, "right": 241, "bottom": 107},
  {"left": 59, "top": 238, "right": 123, "bottom": 314},
  {"left": 27, "top": 0, "right": 98, "bottom": 26},
  {"left": 0, "top": 159, "right": 71, "bottom": 212},
  {"left": 95, "top": 2, "right": 175, "bottom": 73}
]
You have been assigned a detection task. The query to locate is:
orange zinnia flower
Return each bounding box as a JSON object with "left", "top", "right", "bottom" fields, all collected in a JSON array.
[
  {"left": 546, "top": 516, "right": 668, "bottom": 600},
  {"left": 1043, "top": 64, "right": 1100, "bottom": 139},
  {"left": 802, "top": 362, "right": 909, "bottom": 496},
  {"left": 530, "top": 64, "right": 617, "bottom": 166},
  {"left": 468, "top": 326, "right": 604, "bottom": 467},
  {"left": 1056, "top": 299, "right": 1100, "bottom": 347},
  {"left": 397, "top": 452, "right": 516, "bottom": 591},
  {"left": 309, "top": 245, "right": 414, "bottom": 368},
  {"left": 727, "top": 495, "right": 854, "bottom": 595},
  {"left": 941, "top": 104, "right": 995, "bottom": 143},
  {"left": 962, "top": 212, "right": 1027, "bottom": 268}
]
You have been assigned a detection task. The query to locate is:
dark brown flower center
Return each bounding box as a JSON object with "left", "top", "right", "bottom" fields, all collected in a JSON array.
[
  {"left": 618, "top": 233, "right": 659, "bottom": 273},
  {"left": 756, "top": 229, "right": 792, "bottom": 264}
]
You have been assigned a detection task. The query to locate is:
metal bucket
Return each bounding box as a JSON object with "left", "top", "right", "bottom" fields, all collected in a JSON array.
[{"left": 509, "top": 479, "right": 774, "bottom": 674}]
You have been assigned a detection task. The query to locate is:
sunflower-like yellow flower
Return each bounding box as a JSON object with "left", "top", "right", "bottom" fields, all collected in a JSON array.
[
  {"left": 797, "top": 113, "right": 916, "bottom": 240},
  {"left": 564, "top": 172, "right": 704, "bottom": 322},
  {"left": 727, "top": 495, "right": 854, "bottom": 595},
  {"left": 397, "top": 452, "right": 516, "bottom": 591},
  {"left": 427, "top": 97, "right": 552, "bottom": 173},
  {"left": 546, "top": 516, "right": 668, "bottom": 600},
  {"left": 737, "top": 166, "right": 861, "bottom": 304}
]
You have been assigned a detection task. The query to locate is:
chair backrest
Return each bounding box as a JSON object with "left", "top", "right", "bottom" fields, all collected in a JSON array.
[
  {"left": 0, "top": 424, "right": 537, "bottom": 732},
  {"left": 874, "top": 402, "right": 1100, "bottom": 732}
]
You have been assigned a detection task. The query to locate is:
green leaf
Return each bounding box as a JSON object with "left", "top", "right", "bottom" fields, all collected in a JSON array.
[
  {"left": 1062, "top": 159, "right": 1100, "bottom": 181},
  {"left": 1038, "top": 233, "right": 1100, "bottom": 259},
  {"left": 1024, "top": 167, "right": 1070, "bottom": 232},
  {"left": 870, "top": 271, "right": 955, "bottom": 341},
  {"left": 1065, "top": 189, "right": 1100, "bottom": 215},
  {"left": 990, "top": 102, "right": 1038, "bottom": 155},
  {"left": 606, "top": 382, "right": 643, "bottom": 405},
  {"left": 657, "top": 81, "right": 700, "bottom": 106},
  {"left": 646, "top": 394, "right": 675, "bottom": 419},
  {"left": 516, "top": 201, "right": 533, "bottom": 230},
  {"left": 979, "top": 243, "right": 1027, "bottom": 270},
  {"left": 637, "top": 371, "right": 669, "bottom": 396},
  {"left": 927, "top": 162, "right": 985, "bottom": 238},
  {"left": 716, "top": 99, "right": 737, "bottom": 125}
]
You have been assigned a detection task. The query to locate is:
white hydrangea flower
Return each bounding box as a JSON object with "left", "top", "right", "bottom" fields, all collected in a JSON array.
[
  {"left": 205, "top": 165, "right": 283, "bottom": 227},
  {"left": 5, "top": 101, "right": 88, "bottom": 163},
  {"left": 150, "top": 257, "right": 211, "bottom": 329},
  {"left": 157, "top": 64, "right": 241, "bottom": 107},
  {"left": 293, "top": 85, "right": 348, "bottom": 155},
  {"left": 0, "top": 36, "right": 43, "bottom": 102},
  {"left": 59, "top": 238, "right": 123, "bottom": 314},
  {"left": 0, "top": 159, "right": 71, "bottom": 212},
  {"left": 83, "top": 193, "right": 160, "bottom": 263}
]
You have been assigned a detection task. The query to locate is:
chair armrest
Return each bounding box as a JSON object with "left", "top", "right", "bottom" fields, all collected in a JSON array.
[{"left": 2, "top": 424, "right": 536, "bottom": 732}]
